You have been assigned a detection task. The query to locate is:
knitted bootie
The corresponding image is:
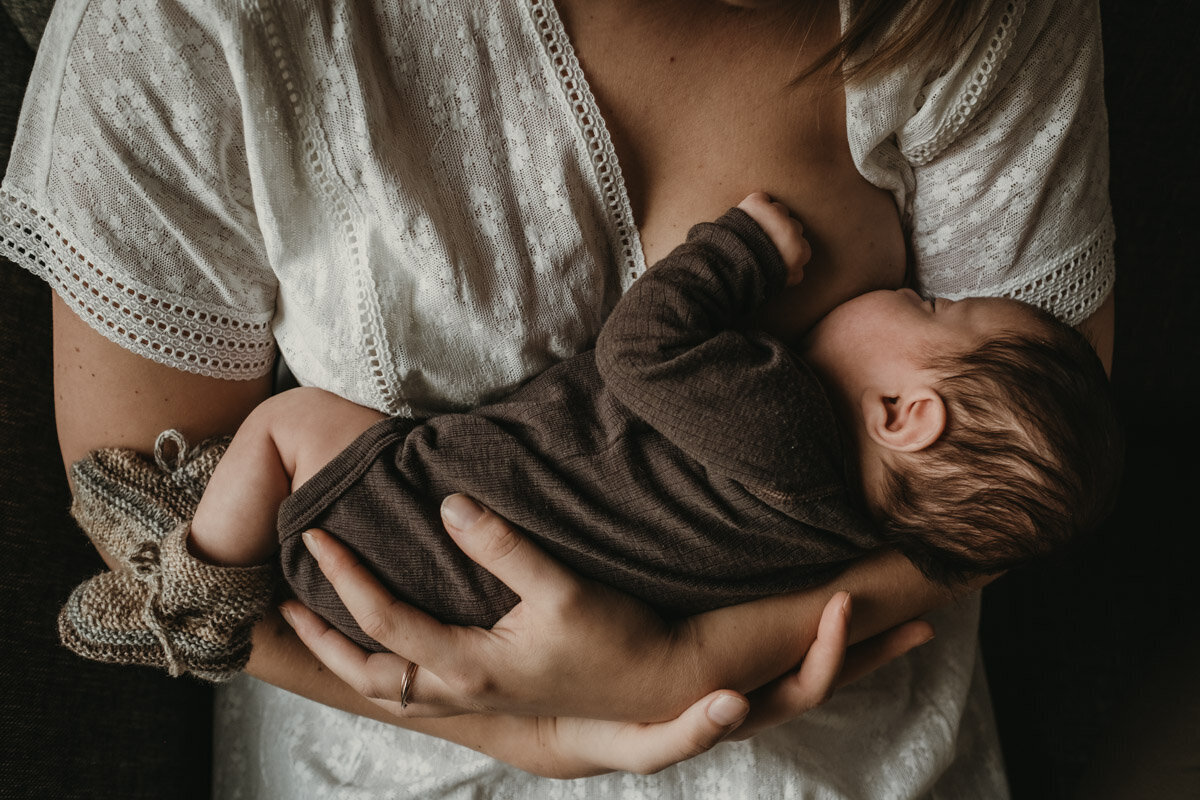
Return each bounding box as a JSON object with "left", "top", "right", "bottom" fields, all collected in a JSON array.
[
  {"left": 58, "top": 522, "right": 275, "bottom": 682},
  {"left": 69, "top": 430, "right": 230, "bottom": 565}
]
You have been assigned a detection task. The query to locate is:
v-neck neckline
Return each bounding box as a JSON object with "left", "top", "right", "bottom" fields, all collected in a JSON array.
[{"left": 524, "top": 0, "right": 649, "bottom": 287}]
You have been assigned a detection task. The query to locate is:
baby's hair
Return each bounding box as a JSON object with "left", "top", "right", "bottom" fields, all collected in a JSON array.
[{"left": 876, "top": 303, "right": 1123, "bottom": 587}]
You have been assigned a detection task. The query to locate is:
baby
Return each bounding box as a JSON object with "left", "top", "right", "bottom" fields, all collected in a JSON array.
[{"left": 58, "top": 194, "right": 1122, "bottom": 681}]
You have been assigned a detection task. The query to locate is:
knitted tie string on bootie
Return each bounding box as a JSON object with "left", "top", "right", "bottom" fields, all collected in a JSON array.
[
  {"left": 152, "top": 429, "right": 224, "bottom": 503},
  {"left": 125, "top": 537, "right": 187, "bottom": 677},
  {"left": 59, "top": 521, "right": 277, "bottom": 681}
]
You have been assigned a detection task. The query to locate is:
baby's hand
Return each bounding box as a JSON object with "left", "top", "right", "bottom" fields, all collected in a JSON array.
[{"left": 737, "top": 192, "right": 810, "bottom": 286}]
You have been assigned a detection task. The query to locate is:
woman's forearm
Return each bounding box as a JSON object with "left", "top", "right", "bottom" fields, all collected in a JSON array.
[
  {"left": 683, "top": 548, "right": 961, "bottom": 697},
  {"left": 247, "top": 609, "right": 740, "bottom": 779}
]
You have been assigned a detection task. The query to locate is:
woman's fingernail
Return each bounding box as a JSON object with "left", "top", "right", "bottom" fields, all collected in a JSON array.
[
  {"left": 707, "top": 694, "right": 748, "bottom": 726},
  {"left": 279, "top": 604, "right": 295, "bottom": 627},
  {"left": 441, "top": 494, "right": 484, "bottom": 530},
  {"left": 841, "top": 591, "right": 852, "bottom": 615},
  {"left": 302, "top": 530, "right": 322, "bottom": 559}
]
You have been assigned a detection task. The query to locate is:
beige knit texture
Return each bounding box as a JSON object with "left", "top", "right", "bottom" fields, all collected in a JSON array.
[
  {"left": 68, "top": 431, "right": 229, "bottom": 564},
  {"left": 59, "top": 432, "right": 275, "bottom": 682}
]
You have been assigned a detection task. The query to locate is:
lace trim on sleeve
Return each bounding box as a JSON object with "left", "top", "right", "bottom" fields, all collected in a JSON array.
[
  {"left": 2, "top": 190, "right": 276, "bottom": 379},
  {"left": 901, "top": 0, "right": 1024, "bottom": 167},
  {"left": 1000, "top": 211, "right": 1115, "bottom": 327}
]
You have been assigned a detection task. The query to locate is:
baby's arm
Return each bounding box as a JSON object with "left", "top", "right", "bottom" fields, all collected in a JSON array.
[
  {"left": 190, "top": 387, "right": 386, "bottom": 567},
  {"left": 595, "top": 192, "right": 823, "bottom": 490}
]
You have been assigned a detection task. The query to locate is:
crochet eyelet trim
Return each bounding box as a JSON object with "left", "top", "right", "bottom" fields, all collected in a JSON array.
[
  {"left": 901, "top": 0, "right": 1024, "bottom": 166},
  {"left": 526, "top": 0, "right": 646, "bottom": 285},
  {"left": 1002, "top": 214, "right": 1115, "bottom": 327},
  {"left": 1, "top": 190, "right": 275, "bottom": 379},
  {"left": 255, "top": 0, "right": 405, "bottom": 414}
]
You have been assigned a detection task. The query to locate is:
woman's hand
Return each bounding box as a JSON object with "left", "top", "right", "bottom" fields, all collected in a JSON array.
[
  {"left": 281, "top": 494, "right": 936, "bottom": 728},
  {"left": 524, "top": 589, "right": 899, "bottom": 778},
  {"left": 282, "top": 494, "right": 696, "bottom": 721}
]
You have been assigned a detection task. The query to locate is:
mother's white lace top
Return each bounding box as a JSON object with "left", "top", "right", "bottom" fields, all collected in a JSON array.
[{"left": 2, "top": 0, "right": 1112, "bottom": 797}]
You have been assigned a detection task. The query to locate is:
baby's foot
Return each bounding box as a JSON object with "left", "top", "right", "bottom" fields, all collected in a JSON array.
[
  {"left": 58, "top": 522, "right": 275, "bottom": 682},
  {"left": 69, "top": 430, "right": 230, "bottom": 565}
]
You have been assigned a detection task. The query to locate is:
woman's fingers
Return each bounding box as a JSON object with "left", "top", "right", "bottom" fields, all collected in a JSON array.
[
  {"left": 279, "top": 599, "right": 459, "bottom": 717},
  {"left": 300, "top": 529, "right": 454, "bottom": 659},
  {"left": 295, "top": 528, "right": 488, "bottom": 711},
  {"left": 836, "top": 618, "right": 935, "bottom": 689},
  {"left": 732, "top": 592, "right": 934, "bottom": 739},
  {"left": 733, "top": 591, "right": 847, "bottom": 736},
  {"left": 300, "top": 504, "right": 687, "bottom": 720},
  {"left": 624, "top": 692, "right": 749, "bottom": 774},
  {"left": 791, "top": 590, "right": 850, "bottom": 703},
  {"left": 436, "top": 496, "right": 683, "bottom": 715},
  {"left": 566, "top": 691, "right": 750, "bottom": 776},
  {"left": 439, "top": 494, "right": 581, "bottom": 607},
  {"left": 295, "top": 515, "right": 616, "bottom": 716}
]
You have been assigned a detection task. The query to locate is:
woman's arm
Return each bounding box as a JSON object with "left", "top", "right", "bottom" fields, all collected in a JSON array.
[
  {"left": 52, "top": 296, "right": 272, "bottom": 468},
  {"left": 52, "top": 295, "right": 272, "bottom": 570}
]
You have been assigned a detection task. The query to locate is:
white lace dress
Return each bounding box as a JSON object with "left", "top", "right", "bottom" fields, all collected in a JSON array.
[{"left": 2, "top": 0, "right": 1112, "bottom": 797}]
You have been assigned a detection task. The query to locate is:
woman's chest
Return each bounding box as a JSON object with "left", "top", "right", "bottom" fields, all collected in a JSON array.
[
  {"left": 252, "top": 0, "right": 905, "bottom": 412},
  {"left": 557, "top": 0, "right": 907, "bottom": 336}
]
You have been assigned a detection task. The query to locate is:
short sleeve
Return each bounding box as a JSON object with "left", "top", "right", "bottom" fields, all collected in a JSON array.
[
  {"left": 846, "top": 0, "right": 1114, "bottom": 326},
  {"left": 1, "top": 0, "right": 276, "bottom": 379}
]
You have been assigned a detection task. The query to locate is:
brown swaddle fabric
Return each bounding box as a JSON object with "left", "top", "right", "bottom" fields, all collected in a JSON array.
[{"left": 278, "top": 209, "right": 879, "bottom": 650}]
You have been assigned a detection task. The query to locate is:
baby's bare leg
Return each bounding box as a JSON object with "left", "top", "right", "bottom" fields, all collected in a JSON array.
[{"left": 190, "top": 387, "right": 387, "bottom": 566}]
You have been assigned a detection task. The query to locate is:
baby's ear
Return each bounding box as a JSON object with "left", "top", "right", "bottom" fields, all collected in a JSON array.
[{"left": 861, "top": 387, "right": 946, "bottom": 453}]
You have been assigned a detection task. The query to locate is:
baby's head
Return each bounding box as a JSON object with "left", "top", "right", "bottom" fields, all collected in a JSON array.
[{"left": 802, "top": 289, "right": 1122, "bottom": 586}]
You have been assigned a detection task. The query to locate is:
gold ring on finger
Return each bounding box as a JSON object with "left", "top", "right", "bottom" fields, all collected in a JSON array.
[{"left": 400, "top": 661, "right": 419, "bottom": 709}]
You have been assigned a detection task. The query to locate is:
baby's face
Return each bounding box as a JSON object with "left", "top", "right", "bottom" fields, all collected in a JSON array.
[{"left": 801, "top": 289, "right": 1039, "bottom": 397}]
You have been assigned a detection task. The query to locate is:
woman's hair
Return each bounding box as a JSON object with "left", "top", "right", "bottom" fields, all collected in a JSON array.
[
  {"left": 798, "top": 0, "right": 993, "bottom": 85},
  {"left": 875, "top": 306, "right": 1123, "bottom": 587}
]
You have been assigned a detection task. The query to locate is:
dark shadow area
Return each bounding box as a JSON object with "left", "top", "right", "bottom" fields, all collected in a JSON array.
[
  {"left": 981, "top": 2, "right": 1200, "bottom": 797},
  {"left": 0, "top": 4, "right": 212, "bottom": 798}
]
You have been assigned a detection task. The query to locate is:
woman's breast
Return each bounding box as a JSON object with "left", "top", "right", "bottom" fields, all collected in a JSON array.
[
  {"left": 564, "top": 0, "right": 908, "bottom": 340},
  {"left": 633, "top": 131, "right": 908, "bottom": 342}
]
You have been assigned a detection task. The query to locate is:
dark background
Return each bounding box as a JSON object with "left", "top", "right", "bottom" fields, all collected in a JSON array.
[
  {"left": 979, "top": 2, "right": 1200, "bottom": 797},
  {"left": 2, "top": 1, "right": 1197, "bottom": 797}
]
